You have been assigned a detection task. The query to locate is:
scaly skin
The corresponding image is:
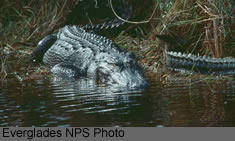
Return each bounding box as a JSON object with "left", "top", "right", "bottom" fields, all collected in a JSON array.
[
  {"left": 42, "top": 26, "right": 147, "bottom": 88},
  {"left": 156, "top": 34, "right": 235, "bottom": 75},
  {"left": 71, "top": 0, "right": 132, "bottom": 35},
  {"left": 166, "top": 51, "right": 235, "bottom": 75}
]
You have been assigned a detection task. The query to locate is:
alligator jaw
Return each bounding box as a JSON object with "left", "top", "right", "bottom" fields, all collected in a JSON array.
[
  {"left": 109, "top": 68, "right": 148, "bottom": 89},
  {"left": 97, "top": 55, "right": 148, "bottom": 89}
]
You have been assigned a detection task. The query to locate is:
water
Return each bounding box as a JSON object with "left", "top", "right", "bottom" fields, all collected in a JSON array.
[{"left": 0, "top": 75, "right": 235, "bottom": 127}]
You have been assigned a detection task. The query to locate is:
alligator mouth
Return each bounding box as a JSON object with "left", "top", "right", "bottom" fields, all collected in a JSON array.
[{"left": 99, "top": 68, "right": 148, "bottom": 89}]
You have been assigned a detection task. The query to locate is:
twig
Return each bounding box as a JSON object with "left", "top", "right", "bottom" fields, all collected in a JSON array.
[
  {"left": 197, "top": 3, "right": 218, "bottom": 18},
  {"left": 109, "top": 0, "right": 158, "bottom": 24}
]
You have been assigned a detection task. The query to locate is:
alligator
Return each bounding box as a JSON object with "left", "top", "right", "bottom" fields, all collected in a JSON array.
[
  {"left": 156, "top": 35, "right": 235, "bottom": 75},
  {"left": 30, "top": 0, "right": 148, "bottom": 89}
]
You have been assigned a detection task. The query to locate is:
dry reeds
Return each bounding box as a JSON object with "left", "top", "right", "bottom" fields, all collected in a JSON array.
[
  {"left": 0, "top": 0, "right": 76, "bottom": 79},
  {"left": 116, "top": 0, "right": 234, "bottom": 73},
  {"left": 157, "top": 0, "right": 234, "bottom": 58}
]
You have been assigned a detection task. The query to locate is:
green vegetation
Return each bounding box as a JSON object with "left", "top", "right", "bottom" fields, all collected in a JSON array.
[{"left": 0, "top": 0, "right": 234, "bottom": 80}]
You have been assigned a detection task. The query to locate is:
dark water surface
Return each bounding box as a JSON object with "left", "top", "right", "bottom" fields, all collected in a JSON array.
[{"left": 0, "top": 75, "right": 235, "bottom": 127}]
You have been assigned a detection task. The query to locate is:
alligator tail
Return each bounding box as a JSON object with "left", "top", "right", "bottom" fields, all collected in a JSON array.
[
  {"left": 80, "top": 0, "right": 132, "bottom": 31},
  {"left": 166, "top": 51, "right": 235, "bottom": 75},
  {"left": 30, "top": 34, "right": 57, "bottom": 63}
]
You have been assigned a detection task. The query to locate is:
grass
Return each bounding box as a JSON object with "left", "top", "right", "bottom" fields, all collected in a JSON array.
[
  {"left": 0, "top": 0, "right": 75, "bottom": 79},
  {"left": 116, "top": 0, "right": 234, "bottom": 73},
  {"left": 0, "top": 0, "right": 234, "bottom": 80}
]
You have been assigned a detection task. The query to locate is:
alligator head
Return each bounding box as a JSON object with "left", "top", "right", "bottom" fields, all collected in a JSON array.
[{"left": 94, "top": 50, "right": 148, "bottom": 89}]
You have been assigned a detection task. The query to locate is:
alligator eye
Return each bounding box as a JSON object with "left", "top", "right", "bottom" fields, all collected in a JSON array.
[
  {"left": 113, "top": 62, "right": 120, "bottom": 67},
  {"left": 107, "top": 62, "right": 119, "bottom": 68}
]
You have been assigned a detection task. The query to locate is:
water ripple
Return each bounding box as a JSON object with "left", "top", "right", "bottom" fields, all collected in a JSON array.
[{"left": 0, "top": 76, "right": 235, "bottom": 126}]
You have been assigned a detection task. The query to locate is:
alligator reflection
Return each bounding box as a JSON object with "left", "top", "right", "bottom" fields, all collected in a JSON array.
[
  {"left": 0, "top": 75, "right": 235, "bottom": 127},
  {"left": 50, "top": 77, "right": 146, "bottom": 113},
  {"left": 0, "top": 76, "right": 158, "bottom": 127}
]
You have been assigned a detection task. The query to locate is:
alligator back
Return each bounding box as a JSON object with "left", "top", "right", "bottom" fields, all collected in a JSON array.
[
  {"left": 43, "top": 25, "right": 120, "bottom": 67},
  {"left": 31, "top": 0, "right": 132, "bottom": 63}
]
